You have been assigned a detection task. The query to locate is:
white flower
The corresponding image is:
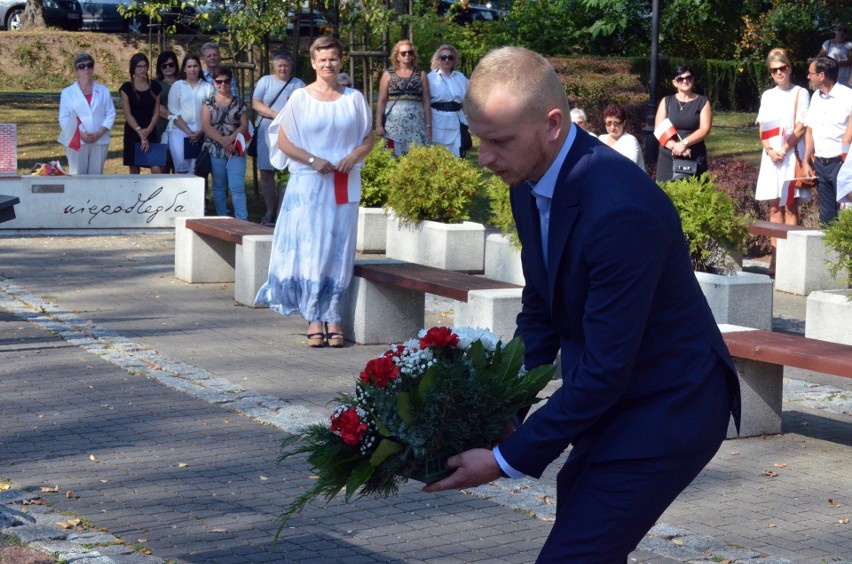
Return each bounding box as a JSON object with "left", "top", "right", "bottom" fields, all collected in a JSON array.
[{"left": 451, "top": 326, "right": 499, "bottom": 352}]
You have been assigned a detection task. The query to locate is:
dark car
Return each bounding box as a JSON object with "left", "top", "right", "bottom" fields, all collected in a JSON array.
[
  {"left": 437, "top": 0, "right": 499, "bottom": 25},
  {"left": 1, "top": 0, "right": 83, "bottom": 31}
]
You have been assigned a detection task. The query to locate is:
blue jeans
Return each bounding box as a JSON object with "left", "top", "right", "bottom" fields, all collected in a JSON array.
[{"left": 211, "top": 155, "right": 247, "bottom": 220}]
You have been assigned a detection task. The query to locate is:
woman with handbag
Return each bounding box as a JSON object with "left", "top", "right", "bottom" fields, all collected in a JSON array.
[
  {"left": 119, "top": 53, "right": 164, "bottom": 175},
  {"left": 427, "top": 44, "right": 469, "bottom": 158},
  {"left": 251, "top": 50, "right": 306, "bottom": 225},
  {"left": 375, "top": 39, "right": 431, "bottom": 156},
  {"left": 167, "top": 55, "right": 214, "bottom": 175},
  {"left": 755, "top": 48, "right": 810, "bottom": 272},
  {"left": 654, "top": 65, "right": 712, "bottom": 182},
  {"left": 201, "top": 67, "right": 250, "bottom": 220}
]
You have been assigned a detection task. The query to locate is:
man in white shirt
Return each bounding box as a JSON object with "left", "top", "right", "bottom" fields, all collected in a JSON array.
[
  {"left": 202, "top": 42, "right": 239, "bottom": 97},
  {"left": 804, "top": 56, "right": 852, "bottom": 224}
]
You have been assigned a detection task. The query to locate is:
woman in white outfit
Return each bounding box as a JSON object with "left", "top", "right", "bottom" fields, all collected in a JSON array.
[
  {"left": 58, "top": 53, "right": 115, "bottom": 175},
  {"left": 755, "top": 48, "right": 810, "bottom": 273},
  {"left": 598, "top": 103, "right": 645, "bottom": 170},
  {"left": 254, "top": 36, "right": 373, "bottom": 348},
  {"left": 167, "top": 55, "right": 214, "bottom": 174},
  {"left": 427, "top": 44, "right": 469, "bottom": 157}
]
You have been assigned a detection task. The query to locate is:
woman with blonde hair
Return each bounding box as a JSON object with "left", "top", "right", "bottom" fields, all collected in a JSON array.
[
  {"left": 427, "top": 43, "right": 469, "bottom": 157},
  {"left": 375, "top": 39, "right": 431, "bottom": 155},
  {"left": 754, "top": 48, "right": 809, "bottom": 273}
]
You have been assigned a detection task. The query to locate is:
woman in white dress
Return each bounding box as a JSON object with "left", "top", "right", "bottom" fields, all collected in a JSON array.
[
  {"left": 167, "top": 55, "right": 214, "bottom": 174},
  {"left": 755, "top": 49, "right": 809, "bottom": 249},
  {"left": 254, "top": 36, "right": 374, "bottom": 348},
  {"left": 251, "top": 49, "right": 305, "bottom": 225},
  {"left": 597, "top": 103, "right": 645, "bottom": 170},
  {"left": 427, "top": 44, "right": 469, "bottom": 157}
]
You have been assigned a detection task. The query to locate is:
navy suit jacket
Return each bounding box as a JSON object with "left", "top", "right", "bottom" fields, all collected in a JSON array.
[{"left": 500, "top": 129, "right": 741, "bottom": 479}]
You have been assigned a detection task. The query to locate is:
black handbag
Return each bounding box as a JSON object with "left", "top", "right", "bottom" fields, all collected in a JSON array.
[
  {"left": 194, "top": 146, "right": 212, "bottom": 177},
  {"left": 672, "top": 157, "right": 697, "bottom": 181},
  {"left": 459, "top": 123, "right": 472, "bottom": 152}
]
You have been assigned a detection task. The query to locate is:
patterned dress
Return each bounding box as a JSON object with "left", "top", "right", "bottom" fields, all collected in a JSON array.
[
  {"left": 383, "top": 67, "right": 427, "bottom": 156},
  {"left": 254, "top": 88, "right": 373, "bottom": 323}
]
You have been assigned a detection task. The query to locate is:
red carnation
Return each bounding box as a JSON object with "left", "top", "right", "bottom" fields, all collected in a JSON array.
[
  {"left": 419, "top": 326, "right": 459, "bottom": 349},
  {"left": 359, "top": 356, "right": 400, "bottom": 388},
  {"left": 383, "top": 344, "right": 406, "bottom": 359},
  {"left": 330, "top": 407, "right": 368, "bottom": 446}
]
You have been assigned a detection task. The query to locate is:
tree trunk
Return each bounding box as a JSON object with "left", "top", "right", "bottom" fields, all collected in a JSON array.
[{"left": 23, "top": 0, "right": 47, "bottom": 28}]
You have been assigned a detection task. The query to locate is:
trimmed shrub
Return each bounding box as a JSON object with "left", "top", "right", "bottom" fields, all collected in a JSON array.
[
  {"left": 384, "top": 145, "right": 481, "bottom": 224},
  {"left": 823, "top": 209, "right": 852, "bottom": 289},
  {"left": 361, "top": 138, "right": 397, "bottom": 208},
  {"left": 486, "top": 175, "right": 518, "bottom": 247},
  {"left": 659, "top": 174, "right": 751, "bottom": 273}
]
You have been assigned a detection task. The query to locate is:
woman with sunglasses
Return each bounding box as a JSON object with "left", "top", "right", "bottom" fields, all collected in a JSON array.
[
  {"left": 119, "top": 53, "right": 164, "bottom": 175},
  {"left": 167, "top": 55, "right": 214, "bottom": 175},
  {"left": 598, "top": 103, "right": 645, "bottom": 170},
  {"left": 819, "top": 24, "right": 851, "bottom": 87},
  {"left": 154, "top": 51, "right": 179, "bottom": 172},
  {"left": 427, "top": 44, "right": 469, "bottom": 157},
  {"left": 58, "top": 53, "right": 115, "bottom": 175},
  {"left": 375, "top": 39, "right": 431, "bottom": 156},
  {"left": 755, "top": 48, "right": 810, "bottom": 273},
  {"left": 201, "top": 67, "right": 249, "bottom": 220},
  {"left": 654, "top": 65, "right": 712, "bottom": 181}
]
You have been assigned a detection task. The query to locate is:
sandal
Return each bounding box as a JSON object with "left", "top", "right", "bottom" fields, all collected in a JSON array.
[
  {"left": 324, "top": 323, "right": 345, "bottom": 348},
  {"left": 306, "top": 332, "right": 325, "bottom": 348}
]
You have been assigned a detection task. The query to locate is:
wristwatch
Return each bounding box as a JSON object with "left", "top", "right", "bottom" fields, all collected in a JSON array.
[
  {"left": 308, "top": 157, "right": 315, "bottom": 165},
  {"left": 682, "top": 138, "right": 689, "bottom": 147}
]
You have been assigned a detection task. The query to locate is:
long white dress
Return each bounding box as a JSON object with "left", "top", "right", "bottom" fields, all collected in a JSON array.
[
  {"left": 754, "top": 85, "right": 809, "bottom": 201},
  {"left": 428, "top": 69, "right": 468, "bottom": 157},
  {"left": 253, "top": 88, "right": 372, "bottom": 323}
]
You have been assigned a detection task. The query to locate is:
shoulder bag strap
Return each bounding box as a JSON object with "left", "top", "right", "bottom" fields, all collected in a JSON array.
[{"left": 253, "top": 76, "right": 293, "bottom": 128}]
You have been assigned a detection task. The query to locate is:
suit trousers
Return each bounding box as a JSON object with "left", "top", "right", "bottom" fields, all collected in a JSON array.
[
  {"left": 65, "top": 143, "right": 109, "bottom": 175},
  {"left": 536, "top": 361, "right": 732, "bottom": 563},
  {"left": 815, "top": 158, "right": 842, "bottom": 225}
]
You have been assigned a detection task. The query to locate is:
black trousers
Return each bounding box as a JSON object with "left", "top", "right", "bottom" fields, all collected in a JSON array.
[{"left": 815, "top": 158, "right": 842, "bottom": 225}]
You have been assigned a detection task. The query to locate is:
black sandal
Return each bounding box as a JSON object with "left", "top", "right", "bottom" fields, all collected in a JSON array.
[
  {"left": 306, "top": 332, "right": 325, "bottom": 348},
  {"left": 324, "top": 323, "right": 345, "bottom": 348}
]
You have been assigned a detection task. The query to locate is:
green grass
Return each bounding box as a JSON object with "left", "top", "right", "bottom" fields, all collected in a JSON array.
[{"left": 708, "top": 111, "right": 761, "bottom": 166}]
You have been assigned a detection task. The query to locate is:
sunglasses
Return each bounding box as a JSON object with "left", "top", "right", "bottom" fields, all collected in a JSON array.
[
  {"left": 439, "top": 55, "right": 454, "bottom": 61},
  {"left": 674, "top": 75, "right": 693, "bottom": 83},
  {"left": 161, "top": 62, "right": 176, "bottom": 69},
  {"left": 214, "top": 78, "right": 231, "bottom": 85},
  {"left": 605, "top": 120, "right": 624, "bottom": 127},
  {"left": 76, "top": 62, "right": 95, "bottom": 70},
  {"left": 769, "top": 65, "right": 788, "bottom": 75},
  {"left": 399, "top": 51, "right": 414, "bottom": 57}
]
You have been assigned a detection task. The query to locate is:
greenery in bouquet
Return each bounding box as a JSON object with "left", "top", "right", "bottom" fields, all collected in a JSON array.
[{"left": 277, "top": 326, "right": 556, "bottom": 527}]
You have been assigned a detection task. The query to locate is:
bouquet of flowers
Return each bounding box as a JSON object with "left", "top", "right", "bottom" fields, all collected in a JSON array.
[
  {"left": 30, "top": 161, "right": 67, "bottom": 176},
  {"left": 278, "top": 326, "right": 556, "bottom": 526}
]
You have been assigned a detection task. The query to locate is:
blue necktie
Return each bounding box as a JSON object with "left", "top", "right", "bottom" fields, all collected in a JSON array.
[{"left": 530, "top": 183, "right": 550, "bottom": 269}]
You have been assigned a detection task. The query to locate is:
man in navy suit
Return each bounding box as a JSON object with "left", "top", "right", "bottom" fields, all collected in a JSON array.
[{"left": 424, "top": 47, "right": 741, "bottom": 562}]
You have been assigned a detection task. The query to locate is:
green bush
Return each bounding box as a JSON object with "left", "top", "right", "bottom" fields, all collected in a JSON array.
[
  {"left": 384, "top": 145, "right": 481, "bottom": 224},
  {"left": 823, "top": 209, "right": 852, "bottom": 289},
  {"left": 658, "top": 174, "right": 750, "bottom": 274},
  {"left": 486, "top": 175, "right": 518, "bottom": 248},
  {"left": 360, "top": 138, "right": 398, "bottom": 208}
]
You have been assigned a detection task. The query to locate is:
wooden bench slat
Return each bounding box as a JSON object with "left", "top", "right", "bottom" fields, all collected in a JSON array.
[
  {"left": 354, "top": 262, "right": 520, "bottom": 302},
  {"left": 723, "top": 330, "right": 852, "bottom": 379},
  {"left": 186, "top": 218, "right": 273, "bottom": 245},
  {"left": 747, "top": 219, "right": 813, "bottom": 240}
]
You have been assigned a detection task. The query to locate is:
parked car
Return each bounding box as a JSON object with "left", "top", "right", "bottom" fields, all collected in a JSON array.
[
  {"left": 1, "top": 0, "right": 83, "bottom": 31},
  {"left": 437, "top": 0, "right": 499, "bottom": 24},
  {"left": 79, "top": 0, "right": 190, "bottom": 32}
]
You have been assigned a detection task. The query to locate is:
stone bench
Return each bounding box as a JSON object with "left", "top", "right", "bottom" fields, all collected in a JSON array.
[
  {"left": 342, "top": 259, "right": 522, "bottom": 345},
  {"left": 174, "top": 217, "right": 273, "bottom": 307},
  {"left": 747, "top": 220, "right": 843, "bottom": 295},
  {"left": 0, "top": 194, "right": 20, "bottom": 223},
  {"left": 720, "top": 325, "right": 852, "bottom": 438}
]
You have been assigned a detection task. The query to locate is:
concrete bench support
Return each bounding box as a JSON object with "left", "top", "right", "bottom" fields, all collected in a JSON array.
[
  {"left": 235, "top": 235, "right": 273, "bottom": 307},
  {"left": 455, "top": 288, "right": 523, "bottom": 344},
  {"left": 775, "top": 230, "right": 844, "bottom": 295},
  {"left": 342, "top": 275, "right": 425, "bottom": 345},
  {"left": 175, "top": 216, "right": 235, "bottom": 283},
  {"left": 726, "top": 357, "right": 783, "bottom": 438}
]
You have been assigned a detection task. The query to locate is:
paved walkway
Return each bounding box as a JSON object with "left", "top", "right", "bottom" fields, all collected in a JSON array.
[{"left": 0, "top": 233, "right": 850, "bottom": 563}]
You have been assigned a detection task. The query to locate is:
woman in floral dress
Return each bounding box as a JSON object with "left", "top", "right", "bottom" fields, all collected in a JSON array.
[{"left": 375, "top": 39, "right": 431, "bottom": 156}]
